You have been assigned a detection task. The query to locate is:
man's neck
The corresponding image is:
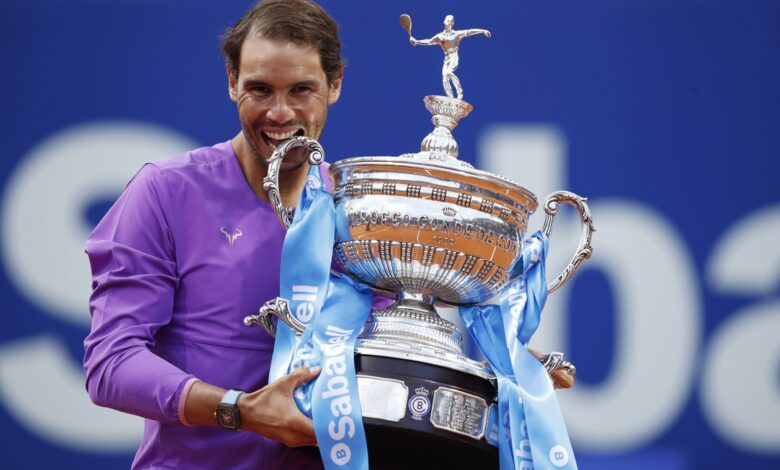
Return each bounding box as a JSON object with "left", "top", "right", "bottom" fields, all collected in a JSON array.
[{"left": 231, "top": 133, "right": 310, "bottom": 209}]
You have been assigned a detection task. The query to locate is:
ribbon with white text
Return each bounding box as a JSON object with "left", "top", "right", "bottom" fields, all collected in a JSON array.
[
  {"left": 269, "top": 165, "right": 335, "bottom": 383},
  {"left": 461, "top": 232, "right": 577, "bottom": 469},
  {"left": 271, "top": 163, "right": 372, "bottom": 469}
]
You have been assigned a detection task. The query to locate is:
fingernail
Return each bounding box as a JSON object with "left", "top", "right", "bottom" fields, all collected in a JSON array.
[{"left": 310, "top": 366, "right": 322, "bottom": 375}]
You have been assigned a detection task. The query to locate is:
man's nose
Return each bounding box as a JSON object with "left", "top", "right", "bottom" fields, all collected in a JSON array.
[{"left": 266, "top": 94, "right": 295, "bottom": 123}]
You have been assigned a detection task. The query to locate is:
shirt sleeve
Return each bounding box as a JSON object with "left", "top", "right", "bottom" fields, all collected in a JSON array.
[{"left": 83, "top": 163, "right": 195, "bottom": 425}]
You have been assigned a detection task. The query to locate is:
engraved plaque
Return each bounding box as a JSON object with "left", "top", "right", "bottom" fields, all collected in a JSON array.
[
  {"left": 430, "top": 387, "right": 488, "bottom": 440},
  {"left": 358, "top": 375, "right": 409, "bottom": 422}
]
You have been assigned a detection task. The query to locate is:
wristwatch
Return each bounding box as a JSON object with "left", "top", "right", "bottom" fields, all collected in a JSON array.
[{"left": 216, "top": 388, "right": 244, "bottom": 431}]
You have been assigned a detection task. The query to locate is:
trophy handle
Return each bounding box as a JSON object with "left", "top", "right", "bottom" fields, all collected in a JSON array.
[
  {"left": 541, "top": 191, "right": 596, "bottom": 294},
  {"left": 262, "top": 136, "right": 326, "bottom": 230},
  {"left": 244, "top": 297, "right": 306, "bottom": 337}
]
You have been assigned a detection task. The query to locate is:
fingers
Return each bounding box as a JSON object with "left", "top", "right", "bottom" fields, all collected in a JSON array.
[
  {"left": 528, "top": 348, "right": 576, "bottom": 389},
  {"left": 285, "top": 366, "right": 322, "bottom": 389},
  {"left": 243, "top": 370, "right": 320, "bottom": 447},
  {"left": 552, "top": 369, "right": 575, "bottom": 389}
]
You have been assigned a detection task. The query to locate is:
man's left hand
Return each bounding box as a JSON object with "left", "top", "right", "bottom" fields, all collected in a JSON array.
[{"left": 530, "top": 348, "right": 576, "bottom": 389}]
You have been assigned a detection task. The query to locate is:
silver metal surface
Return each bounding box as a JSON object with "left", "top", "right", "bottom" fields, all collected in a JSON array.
[
  {"left": 405, "top": 14, "right": 491, "bottom": 100},
  {"left": 419, "top": 95, "right": 472, "bottom": 159},
  {"left": 263, "top": 136, "right": 325, "bottom": 229},
  {"left": 357, "top": 375, "right": 409, "bottom": 422},
  {"left": 243, "top": 297, "right": 305, "bottom": 337},
  {"left": 540, "top": 351, "right": 577, "bottom": 377},
  {"left": 330, "top": 157, "right": 537, "bottom": 308},
  {"left": 541, "top": 191, "right": 596, "bottom": 294},
  {"left": 430, "top": 387, "right": 489, "bottom": 440}
]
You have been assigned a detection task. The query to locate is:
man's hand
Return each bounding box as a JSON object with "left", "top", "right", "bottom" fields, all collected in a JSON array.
[
  {"left": 184, "top": 367, "right": 321, "bottom": 447},
  {"left": 529, "top": 349, "right": 575, "bottom": 389},
  {"left": 239, "top": 366, "right": 321, "bottom": 447}
]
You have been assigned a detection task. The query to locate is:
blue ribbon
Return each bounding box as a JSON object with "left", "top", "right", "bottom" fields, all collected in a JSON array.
[
  {"left": 269, "top": 165, "right": 335, "bottom": 383},
  {"left": 308, "top": 274, "right": 372, "bottom": 468},
  {"left": 271, "top": 164, "right": 372, "bottom": 469},
  {"left": 462, "top": 232, "right": 577, "bottom": 470}
]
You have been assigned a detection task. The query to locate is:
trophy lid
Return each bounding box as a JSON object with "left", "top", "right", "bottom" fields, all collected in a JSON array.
[
  {"left": 332, "top": 14, "right": 536, "bottom": 210},
  {"left": 330, "top": 156, "right": 538, "bottom": 213}
]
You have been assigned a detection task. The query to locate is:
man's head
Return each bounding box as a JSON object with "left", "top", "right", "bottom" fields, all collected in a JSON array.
[
  {"left": 222, "top": 0, "right": 344, "bottom": 86},
  {"left": 444, "top": 15, "right": 455, "bottom": 30},
  {"left": 222, "top": 0, "right": 344, "bottom": 168}
]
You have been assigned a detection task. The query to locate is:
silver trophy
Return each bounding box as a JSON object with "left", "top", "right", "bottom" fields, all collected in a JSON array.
[{"left": 246, "top": 14, "right": 594, "bottom": 467}]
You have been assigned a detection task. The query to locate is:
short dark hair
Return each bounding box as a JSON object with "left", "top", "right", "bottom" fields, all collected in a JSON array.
[{"left": 221, "top": 0, "right": 345, "bottom": 84}]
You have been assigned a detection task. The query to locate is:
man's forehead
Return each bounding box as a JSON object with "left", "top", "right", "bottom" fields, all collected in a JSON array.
[{"left": 238, "top": 36, "right": 325, "bottom": 77}]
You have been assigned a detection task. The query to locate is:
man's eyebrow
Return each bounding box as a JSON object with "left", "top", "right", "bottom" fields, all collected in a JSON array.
[
  {"left": 289, "top": 80, "right": 319, "bottom": 89},
  {"left": 242, "top": 79, "right": 270, "bottom": 88},
  {"left": 241, "top": 79, "right": 320, "bottom": 89}
]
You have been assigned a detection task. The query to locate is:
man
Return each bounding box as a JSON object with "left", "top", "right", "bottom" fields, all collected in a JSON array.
[
  {"left": 410, "top": 15, "right": 491, "bottom": 99},
  {"left": 84, "top": 1, "right": 339, "bottom": 468},
  {"left": 85, "top": 1, "right": 573, "bottom": 469}
]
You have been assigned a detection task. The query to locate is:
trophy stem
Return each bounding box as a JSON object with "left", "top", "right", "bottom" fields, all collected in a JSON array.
[
  {"left": 360, "top": 289, "right": 464, "bottom": 357},
  {"left": 395, "top": 291, "right": 437, "bottom": 313}
]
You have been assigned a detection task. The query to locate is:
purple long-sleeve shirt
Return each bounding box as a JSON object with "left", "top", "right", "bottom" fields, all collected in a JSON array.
[{"left": 84, "top": 141, "right": 325, "bottom": 469}]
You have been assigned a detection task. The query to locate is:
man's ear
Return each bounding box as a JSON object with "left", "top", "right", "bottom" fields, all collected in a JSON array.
[
  {"left": 327, "top": 67, "right": 344, "bottom": 105},
  {"left": 228, "top": 68, "right": 238, "bottom": 102}
]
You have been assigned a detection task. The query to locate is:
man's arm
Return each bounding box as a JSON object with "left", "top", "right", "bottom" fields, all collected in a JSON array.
[
  {"left": 84, "top": 164, "right": 318, "bottom": 446},
  {"left": 84, "top": 164, "right": 194, "bottom": 424},
  {"left": 185, "top": 368, "right": 320, "bottom": 447}
]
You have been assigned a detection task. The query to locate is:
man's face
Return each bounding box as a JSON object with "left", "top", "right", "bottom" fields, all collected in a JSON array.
[
  {"left": 229, "top": 36, "right": 342, "bottom": 171},
  {"left": 444, "top": 16, "right": 454, "bottom": 30}
]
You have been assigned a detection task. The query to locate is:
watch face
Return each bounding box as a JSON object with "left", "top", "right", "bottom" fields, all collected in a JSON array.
[
  {"left": 218, "top": 405, "right": 239, "bottom": 429},
  {"left": 219, "top": 408, "right": 235, "bottom": 426}
]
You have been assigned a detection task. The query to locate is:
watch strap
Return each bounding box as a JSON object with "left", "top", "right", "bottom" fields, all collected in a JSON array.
[{"left": 221, "top": 388, "right": 244, "bottom": 406}]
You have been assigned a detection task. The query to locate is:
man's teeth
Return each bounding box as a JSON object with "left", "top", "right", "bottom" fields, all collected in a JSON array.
[{"left": 265, "top": 130, "right": 299, "bottom": 140}]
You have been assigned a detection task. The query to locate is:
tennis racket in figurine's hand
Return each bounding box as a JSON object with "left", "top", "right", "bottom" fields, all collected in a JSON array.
[{"left": 400, "top": 14, "right": 412, "bottom": 37}]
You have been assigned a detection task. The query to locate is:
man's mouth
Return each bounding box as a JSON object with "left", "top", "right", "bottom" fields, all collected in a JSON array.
[{"left": 261, "top": 127, "right": 305, "bottom": 150}]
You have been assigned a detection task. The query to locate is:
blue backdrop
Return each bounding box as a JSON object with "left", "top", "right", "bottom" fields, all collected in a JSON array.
[{"left": 1, "top": 0, "right": 778, "bottom": 468}]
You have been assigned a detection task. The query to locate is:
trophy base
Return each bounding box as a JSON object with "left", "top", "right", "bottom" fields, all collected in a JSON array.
[{"left": 356, "top": 354, "right": 498, "bottom": 469}]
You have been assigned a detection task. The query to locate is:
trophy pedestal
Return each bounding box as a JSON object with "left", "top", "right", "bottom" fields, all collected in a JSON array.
[
  {"left": 356, "top": 355, "right": 498, "bottom": 469},
  {"left": 357, "top": 293, "right": 493, "bottom": 379}
]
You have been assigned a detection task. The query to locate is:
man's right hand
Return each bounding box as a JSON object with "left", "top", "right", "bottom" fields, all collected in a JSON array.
[
  {"left": 239, "top": 366, "right": 321, "bottom": 447},
  {"left": 184, "top": 366, "right": 321, "bottom": 447}
]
